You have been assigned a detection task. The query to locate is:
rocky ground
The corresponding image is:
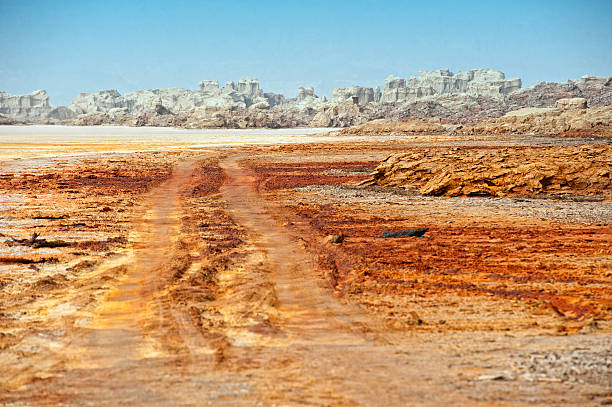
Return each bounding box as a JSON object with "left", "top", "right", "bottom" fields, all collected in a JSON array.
[
  {"left": 361, "top": 145, "right": 612, "bottom": 197},
  {"left": 334, "top": 105, "right": 612, "bottom": 138},
  {"left": 0, "top": 130, "right": 610, "bottom": 406}
]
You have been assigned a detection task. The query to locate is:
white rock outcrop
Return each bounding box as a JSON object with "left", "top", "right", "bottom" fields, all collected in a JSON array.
[
  {"left": 555, "top": 97, "right": 588, "bottom": 110},
  {"left": 578, "top": 75, "right": 608, "bottom": 89},
  {"left": 381, "top": 69, "right": 521, "bottom": 104},
  {"left": 69, "top": 90, "right": 123, "bottom": 114},
  {"left": 198, "top": 80, "right": 220, "bottom": 92},
  {"left": 7, "top": 68, "right": 606, "bottom": 127},
  {"left": 69, "top": 77, "right": 277, "bottom": 115},
  {"left": 297, "top": 86, "right": 315, "bottom": 102},
  {"left": 332, "top": 86, "right": 375, "bottom": 105},
  {"left": 291, "top": 86, "right": 325, "bottom": 109},
  {"left": 0, "top": 90, "right": 51, "bottom": 120},
  {"left": 63, "top": 69, "right": 525, "bottom": 119},
  {"left": 45, "top": 106, "right": 77, "bottom": 121},
  {"left": 237, "top": 77, "right": 263, "bottom": 99}
]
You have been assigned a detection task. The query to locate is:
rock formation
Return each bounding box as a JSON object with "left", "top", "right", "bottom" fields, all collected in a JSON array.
[
  {"left": 296, "top": 86, "right": 315, "bottom": 102},
  {"left": 456, "top": 105, "right": 612, "bottom": 137},
  {"left": 0, "top": 90, "right": 51, "bottom": 120},
  {"left": 555, "top": 97, "right": 587, "bottom": 110},
  {"left": 1, "top": 69, "right": 610, "bottom": 129},
  {"left": 361, "top": 146, "right": 612, "bottom": 197},
  {"left": 0, "top": 114, "right": 16, "bottom": 125},
  {"left": 45, "top": 106, "right": 77, "bottom": 121},
  {"left": 336, "top": 105, "right": 612, "bottom": 138},
  {"left": 506, "top": 76, "right": 612, "bottom": 110},
  {"left": 69, "top": 90, "right": 123, "bottom": 114},
  {"left": 69, "top": 77, "right": 277, "bottom": 117},
  {"left": 381, "top": 69, "right": 521, "bottom": 104},
  {"left": 332, "top": 86, "right": 375, "bottom": 105},
  {"left": 284, "top": 86, "right": 325, "bottom": 111},
  {"left": 334, "top": 118, "right": 452, "bottom": 135}
]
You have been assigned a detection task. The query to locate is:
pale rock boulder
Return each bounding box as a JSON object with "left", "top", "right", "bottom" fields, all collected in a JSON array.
[
  {"left": 237, "top": 77, "right": 263, "bottom": 99},
  {"left": 413, "top": 69, "right": 457, "bottom": 94},
  {"left": 380, "top": 75, "right": 408, "bottom": 104},
  {"left": 232, "top": 77, "right": 272, "bottom": 108},
  {"left": 264, "top": 92, "right": 285, "bottom": 107},
  {"left": 248, "top": 98, "right": 270, "bottom": 110},
  {"left": 466, "top": 78, "right": 522, "bottom": 97},
  {"left": 457, "top": 69, "right": 505, "bottom": 82},
  {"left": 70, "top": 90, "right": 123, "bottom": 114},
  {"left": 0, "top": 114, "right": 15, "bottom": 124},
  {"left": 297, "top": 86, "right": 315, "bottom": 102},
  {"left": 330, "top": 99, "right": 362, "bottom": 125},
  {"left": 578, "top": 75, "right": 609, "bottom": 90},
  {"left": 45, "top": 106, "right": 77, "bottom": 121},
  {"left": 224, "top": 77, "right": 269, "bottom": 107},
  {"left": 108, "top": 107, "right": 129, "bottom": 119},
  {"left": 463, "top": 69, "right": 521, "bottom": 97},
  {"left": 198, "top": 79, "right": 253, "bottom": 108},
  {"left": 248, "top": 100, "right": 270, "bottom": 110},
  {"left": 504, "top": 107, "right": 557, "bottom": 117},
  {"left": 332, "top": 86, "right": 375, "bottom": 105},
  {"left": 555, "top": 97, "right": 587, "bottom": 110},
  {"left": 0, "top": 90, "right": 51, "bottom": 120},
  {"left": 310, "top": 111, "right": 332, "bottom": 127},
  {"left": 280, "top": 86, "right": 325, "bottom": 112},
  {"left": 199, "top": 80, "right": 220, "bottom": 92}
]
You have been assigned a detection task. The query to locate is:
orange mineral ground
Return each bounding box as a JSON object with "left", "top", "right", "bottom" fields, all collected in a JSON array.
[{"left": 0, "top": 126, "right": 610, "bottom": 406}]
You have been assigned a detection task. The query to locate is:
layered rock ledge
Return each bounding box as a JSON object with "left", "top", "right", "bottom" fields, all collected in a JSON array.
[{"left": 361, "top": 146, "right": 612, "bottom": 197}]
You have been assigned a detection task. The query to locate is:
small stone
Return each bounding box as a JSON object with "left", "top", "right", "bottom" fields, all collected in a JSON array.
[
  {"left": 476, "top": 373, "right": 513, "bottom": 381},
  {"left": 407, "top": 311, "right": 423, "bottom": 325},
  {"left": 323, "top": 233, "right": 344, "bottom": 244}
]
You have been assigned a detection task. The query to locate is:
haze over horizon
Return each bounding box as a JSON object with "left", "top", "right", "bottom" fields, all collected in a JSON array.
[{"left": 1, "top": 0, "right": 611, "bottom": 106}]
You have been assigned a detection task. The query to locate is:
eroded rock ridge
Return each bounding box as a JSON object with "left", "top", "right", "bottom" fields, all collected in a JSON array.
[{"left": 1, "top": 69, "right": 610, "bottom": 128}]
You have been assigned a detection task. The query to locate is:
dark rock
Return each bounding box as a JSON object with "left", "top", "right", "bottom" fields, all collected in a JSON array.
[
  {"left": 381, "top": 228, "right": 428, "bottom": 238},
  {"left": 324, "top": 233, "right": 344, "bottom": 244}
]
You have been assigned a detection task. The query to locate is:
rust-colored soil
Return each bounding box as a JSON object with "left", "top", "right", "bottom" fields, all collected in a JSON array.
[{"left": 0, "top": 135, "right": 610, "bottom": 406}]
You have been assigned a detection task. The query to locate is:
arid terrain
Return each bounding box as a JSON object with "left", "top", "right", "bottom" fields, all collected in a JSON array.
[{"left": 0, "top": 126, "right": 610, "bottom": 406}]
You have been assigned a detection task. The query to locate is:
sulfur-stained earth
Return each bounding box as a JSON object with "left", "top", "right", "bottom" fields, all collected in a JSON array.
[
  {"left": 0, "top": 128, "right": 610, "bottom": 406},
  {"left": 361, "top": 145, "right": 612, "bottom": 197}
]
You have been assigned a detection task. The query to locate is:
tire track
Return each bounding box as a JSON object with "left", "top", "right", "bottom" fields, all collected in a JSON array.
[{"left": 218, "top": 155, "right": 429, "bottom": 405}]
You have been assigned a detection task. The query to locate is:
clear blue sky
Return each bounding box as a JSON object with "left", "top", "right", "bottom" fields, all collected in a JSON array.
[{"left": 1, "top": 0, "right": 611, "bottom": 106}]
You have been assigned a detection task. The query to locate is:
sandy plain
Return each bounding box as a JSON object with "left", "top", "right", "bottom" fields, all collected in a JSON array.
[{"left": 0, "top": 126, "right": 610, "bottom": 406}]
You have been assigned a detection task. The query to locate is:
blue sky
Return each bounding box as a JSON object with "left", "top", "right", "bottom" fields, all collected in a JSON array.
[{"left": 1, "top": 0, "right": 611, "bottom": 106}]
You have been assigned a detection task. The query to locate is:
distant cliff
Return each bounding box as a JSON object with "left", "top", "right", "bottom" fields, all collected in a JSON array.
[
  {"left": 0, "top": 90, "right": 51, "bottom": 120},
  {"left": 1, "top": 69, "right": 610, "bottom": 128}
]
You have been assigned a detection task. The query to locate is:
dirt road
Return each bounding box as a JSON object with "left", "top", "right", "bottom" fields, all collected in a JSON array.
[{"left": 0, "top": 154, "right": 447, "bottom": 405}]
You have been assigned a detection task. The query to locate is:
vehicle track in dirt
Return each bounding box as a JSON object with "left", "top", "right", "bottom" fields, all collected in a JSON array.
[
  {"left": 213, "top": 155, "right": 477, "bottom": 406},
  {"left": 1, "top": 153, "right": 466, "bottom": 406},
  {"left": 220, "top": 155, "right": 376, "bottom": 343},
  {"left": 0, "top": 156, "right": 222, "bottom": 403},
  {"left": 66, "top": 158, "right": 213, "bottom": 366}
]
